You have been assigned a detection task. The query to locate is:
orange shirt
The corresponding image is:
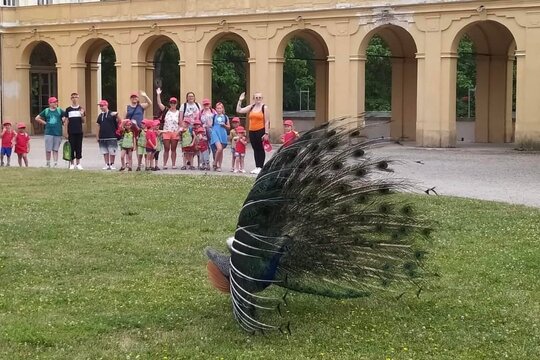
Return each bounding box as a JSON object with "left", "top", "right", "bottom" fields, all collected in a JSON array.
[{"left": 248, "top": 109, "right": 265, "bottom": 131}]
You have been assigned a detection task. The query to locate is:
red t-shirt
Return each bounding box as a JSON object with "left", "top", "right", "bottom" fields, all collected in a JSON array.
[
  {"left": 235, "top": 136, "right": 246, "bottom": 154},
  {"left": 145, "top": 129, "right": 157, "bottom": 149},
  {"left": 14, "top": 132, "right": 30, "bottom": 154},
  {"left": 283, "top": 131, "right": 298, "bottom": 147},
  {"left": 1, "top": 129, "right": 15, "bottom": 148},
  {"left": 197, "top": 134, "right": 209, "bottom": 152}
]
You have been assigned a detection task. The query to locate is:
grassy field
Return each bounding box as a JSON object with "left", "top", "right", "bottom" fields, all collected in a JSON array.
[{"left": 0, "top": 169, "right": 539, "bottom": 359}]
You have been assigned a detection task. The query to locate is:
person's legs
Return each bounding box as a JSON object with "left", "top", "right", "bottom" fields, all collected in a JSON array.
[
  {"left": 23, "top": 154, "right": 28, "bottom": 167},
  {"left": 215, "top": 142, "right": 223, "bottom": 170},
  {"left": 170, "top": 139, "right": 179, "bottom": 168},
  {"left": 239, "top": 154, "right": 245, "bottom": 172},
  {"left": 163, "top": 138, "right": 171, "bottom": 168},
  {"left": 51, "top": 136, "right": 62, "bottom": 165},
  {"left": 108, "top": 140, "right": 117, "bottom": 168},
  {"left": 17, "top": 153, "right": 22, "bottom": 167},
  {"left": 120, "top": 149, "right": 126, "bottom": 170},
  {"left": 68, "top": 133, "right": 76, "bottom": 165},
  {"left": 74, "top": 133, "right": 83, "bottom": 165},
  {"left": 126, "top": 149, "right": 133, "bottom": 169},
  {"left": 249, "top": 128, "right": 265, "bottom": 169},
  {"left": 44, "top": 135, "right": 53, "bottom": 166}
]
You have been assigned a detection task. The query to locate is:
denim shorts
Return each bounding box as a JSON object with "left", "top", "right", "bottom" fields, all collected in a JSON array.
[{"left": 1, "top": 147, "right": 12, "bottom": 157}]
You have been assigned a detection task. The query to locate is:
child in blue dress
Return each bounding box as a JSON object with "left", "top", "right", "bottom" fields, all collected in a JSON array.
[{"left": 210, "top": 102, "right": 230, "bottom": 172}]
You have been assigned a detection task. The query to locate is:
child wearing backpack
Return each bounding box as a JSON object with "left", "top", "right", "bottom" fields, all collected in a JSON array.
[
  {"left": 1, "top": 121, "right": 15, "bottom": 167},
  {"left": 233, "top": 126, "right": 248, "bottom": 173},
  {"left": 229, "top": 117, "right": 240, "bottom": 171},
  {"left": 180, "top": 118, "right": 195, "bottom": 170},
  {"left": 14, "top": 123, "right": 30, "bottom": 167},
  {"left": 119, "top": 119, "right": 136, "bottom": 171},
  {"left": 195, "top": 127, "right": 210, "bottom": 170}
]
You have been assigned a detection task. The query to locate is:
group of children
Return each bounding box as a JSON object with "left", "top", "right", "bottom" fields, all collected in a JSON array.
[{"left": 1, "top": 121, "right": 31, "bottom": 167}]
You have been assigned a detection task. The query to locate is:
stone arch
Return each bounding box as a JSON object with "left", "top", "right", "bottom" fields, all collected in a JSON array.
[
  {"left": 23, "top": 41, "right": 59, "bottom": 135},
  {"left": 73, "top": 37, "right": 118, "bottom": 133},
  {"left": 275, "top": 28, "right": 330, "bottom": 127},
  {"left": 359, "top": 25, "right": 418, "bottom": 141},
  {"left": 199, "top": 31, "right": 253, "bottom": 108},
  {"left": 449, "top": 20, "right": 518, "bottom": 143},
  {"left": 136, "top": 35, "right": 181, "bottom": 116}
]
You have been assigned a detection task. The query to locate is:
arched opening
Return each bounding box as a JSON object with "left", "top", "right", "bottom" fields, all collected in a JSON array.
[
  {"left": 77, "top": 39, "right": 117, "bottom": 134},
  {"left": 138, "top": 36, "right": 180, "bottom": 118},
  {"left": 211, "top": 37, "right": 249, "bottom": 116},
  {"left": 29, "top": 42, "right": 57, "bottom": 135},
  {"left": 452, "top": 21, "right": 517, "bottom": 143},
  {"left": 279, "top": 30, "right": 329, "bottom": 132},
  {"left": 360, "top": 26, "right": 417, "bottom": 141}
]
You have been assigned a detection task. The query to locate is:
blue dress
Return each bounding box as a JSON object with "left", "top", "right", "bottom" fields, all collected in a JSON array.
[{"left": 210, "top": 114, "right": 229, "bottom": 147}]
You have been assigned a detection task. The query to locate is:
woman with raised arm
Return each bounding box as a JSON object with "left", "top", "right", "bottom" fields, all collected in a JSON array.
[
  {"left": 156, "top": 88, "right": 180, "bottom": 169},
  {"left": 236, "top": 91, "right": 269, "bottom": 175}
]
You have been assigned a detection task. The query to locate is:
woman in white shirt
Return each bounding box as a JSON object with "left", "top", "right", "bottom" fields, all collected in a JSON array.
[{"left": 156, "top": 88, "right": 180, "bottom": 169}]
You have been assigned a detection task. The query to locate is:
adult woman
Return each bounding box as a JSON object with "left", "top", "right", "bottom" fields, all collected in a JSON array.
[
  {"left": 199, "top": 98, "right": 216, "bottom": 160},
  {"left": 179, "top": 92, "right": 201, "bottom": 124},
  {"left": 236, "top": 92, "right": 270, "bottom": 175},
  {"left": 156, "top": 88, "right": 180, "bottom": 169},
  {"left": 125, "top": 90, "right": 152, "bottom": 171},
  {"left": 210, "top": 102, "right": 230, "bottom": 172}
]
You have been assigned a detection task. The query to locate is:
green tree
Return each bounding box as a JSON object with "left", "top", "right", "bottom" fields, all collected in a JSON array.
[
  {"left": 283, "top": 38, "right": 315, "bottom": 111},
  {"left": 212, "top": 41, "right": 247, "bottom": 115},
  {"left": 365, "top": 35, "right": 392, "bottom": 112},
  {"left": 101, "top": 45, "right": 117, "bottom": 111},
  {"left": 456, "top": 36, "right": 476, "bottom": 118},
  {"left": 154, "top": 43, "right": 180, "bottom": 117}
]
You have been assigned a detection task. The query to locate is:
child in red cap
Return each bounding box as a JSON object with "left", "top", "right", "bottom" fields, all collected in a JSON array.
[
  {"left": 180, "top": 118, "right": 195, "bottom": 170},
  {"left": 233, "top": 126, "right": 248, "bottom": 173},
  {"left": 1, "top": 121, "right": 15, "bottom": 167},
  {"left": 144, "top": 119, "right": 158, "bottom": 171},
  {"left": 281, "top": 119, "right": 299, "bottom": 148},
  {"left": 119, "top": 119, "right": 136, "bottom": 171},
  {"left": 229, "top": 117, "right": 241, "bottom": 171},
  {"left": 195, "top": 127, "right": 210, "bottom": 170},
  {"left": 14, "top": 123, "right": 30, "bottom": 167}
]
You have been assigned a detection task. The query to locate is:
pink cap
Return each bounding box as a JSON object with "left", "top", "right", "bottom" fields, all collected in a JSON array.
[
  {"left": 3, "top": 121, "right": 11, "bottom": 126},
  {"left": 98, "top": 100, "right": 109, "bottom": 106},
  {"left": 202, "top": 98, "right": 211, "bottom": 105},
  {"left": 231, "top": 117, "right": 240, "bottom": 123},
  {"left": 195, "top": 127, "right": 205, "bottom": 133},
  {"left": 48, "top": 97, "right": 58, "bottom": 104},
  {"left": 236, "top": 126, "right": 246, "bottom": 133},
  {"left": 153, "top": 120, "right": 161, "bottom": 127},
  {"left": 263, "top": 139, "right": 272, "bottom": 152},
  {"left": 169, "top": 97, "right": 178, "bottom": 103},
  {"left": 130, "top": 92, "right": 139, "bottom": 98},
  {"left": 283, "top": 119, "right": 294, "bottom": 127},
  {"left": 17, "top": 122, "right": 26, "bottom": 129},
  {"left": 192, "top": 119, "right": 202, "bottom": 126}
]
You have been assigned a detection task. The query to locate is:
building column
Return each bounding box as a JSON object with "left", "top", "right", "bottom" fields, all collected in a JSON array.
[
  {"left": 268, "top": 56, "right": 284, "bottom": 141},
  {"left": 15, "top": 64, "right": 31, "bottom": 131},
  {"left": 514, "top": 46, "right": 540, "bottom": 145},
  {"left": 144, "top": 63, "right": 155, "bottom": 116},
  {"left": 505, "top": 55, "right": 516, "bottom": 143},
  {"left": 475, "top": 54, "right": 490, "bottom": 143},
  {"left": 403, "top": 57, "right": 417, "bottom": 141},
  {"left": 197, "top": 58, "right": 212, "bottom": 101},
  {"left": 487, "top": 55, "right": 508, "bottom": 143},
  {"left": 349, "top": 55, "right": 365, "bottom": 128},
  {"left": 415, "top": 52, "right": 425, "bottom": 144},
  {"left": 314, "top": 56, "right": 329, "bottom": 126}
]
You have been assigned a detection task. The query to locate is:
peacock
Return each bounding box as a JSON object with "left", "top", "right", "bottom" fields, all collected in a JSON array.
[{"left": 204, "top": 117, "right": 432, "bottom": 334}]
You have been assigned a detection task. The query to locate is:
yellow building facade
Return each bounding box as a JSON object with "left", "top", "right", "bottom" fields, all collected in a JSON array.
[{"left": 0, "top": 0, "right": 539, "bottom": 147}]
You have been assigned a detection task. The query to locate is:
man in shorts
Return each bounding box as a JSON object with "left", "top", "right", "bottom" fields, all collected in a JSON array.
[
  {"left": 96, "top": 99, "right": 121, "bottom": 170},
  {"left": 35, "top": 96, "right": 64, "bottom": 167}
]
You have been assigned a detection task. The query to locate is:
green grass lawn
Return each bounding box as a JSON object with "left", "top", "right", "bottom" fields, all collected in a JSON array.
[{"left": 0, "top": 169, "right": 539, "bottom": 359}]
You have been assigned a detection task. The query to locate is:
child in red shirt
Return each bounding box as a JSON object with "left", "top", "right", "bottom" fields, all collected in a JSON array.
[
  {"left": 233, "top": 126, "right": 248, "bottom": 173},
  {"left": 195, "top": 127, "right": 210, "bottom": 170},
  {"left": 1, "top": 121, "right": 16, "bottom": 167},
  {"left": 281, "top": 119, "right": 299, "bottom": 148},
  {"left": 144, "top": 119, "right": 158, "bottom": 171},
  {"left": 14, "top": 122, "right": 30, "bottom": 167}
]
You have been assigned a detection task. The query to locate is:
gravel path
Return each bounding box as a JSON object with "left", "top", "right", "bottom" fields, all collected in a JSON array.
[{"left": 11, "top": 136, "right": 540, "bottom": 208}]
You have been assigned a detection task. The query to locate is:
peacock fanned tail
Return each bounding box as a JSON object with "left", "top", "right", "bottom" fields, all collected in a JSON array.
[{"left": 205, "top": 117, "right": 432, "bottom": 334}]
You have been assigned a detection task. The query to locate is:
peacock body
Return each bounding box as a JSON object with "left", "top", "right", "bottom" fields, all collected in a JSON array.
[{"left": 205, "top": 118, "right": 431, "bottom": 334}]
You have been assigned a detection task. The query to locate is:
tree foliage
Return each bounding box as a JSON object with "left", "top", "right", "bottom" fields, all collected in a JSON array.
[
  {"left": 101, "top": 45, "right": 117, "bottom": 111},
  {"left": 283, "top": 38, "right": 316, "bottom": 111},
  {"left": 456, "top": 36, "right": 476, "bottom": 118},
  {"left": 153, "top": 43, "right": 180, "bottom": 116},
  {"left": 212, "top": 41, "right": 247, "bottom": 115},
  {"left": 365, "top": 35, "right": 392, "bottom": 112}
]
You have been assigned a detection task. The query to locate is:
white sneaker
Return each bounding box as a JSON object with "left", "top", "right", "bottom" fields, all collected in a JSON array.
[
  {"left": 240, "top": 169, "right": 246, "bottom": 173},
  {"left": 233, "top": 169, "right": 239, "bottom": 173},
  {"left": 250, "top": 167, "right": 261, "bottom": 175},
  {"left": 76, "top": 164, "right": 83, "bottom": 170},
  {"left": 69, "top": 164, "right": 75, "bottom": 170},
  {"left": 102, "top": 165, "right": 110, "bottom": 170},
  {"left": 109, "top": 165, "right": 116, "bottom": 170}
]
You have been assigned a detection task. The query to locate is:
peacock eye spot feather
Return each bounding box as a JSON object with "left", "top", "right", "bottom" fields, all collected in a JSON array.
[
  {"left": 349, "top": 129, "right": 360, "bottom": 137},
  {"left": 382, "top": 263, "right": 392, "bottom": 271},
  {"left": 355, "top": 168, "right": 367, "bottom": 177},
  {"left": 401, "top": 205, "right": 414, "bottom": 216},
  {"left": 414, "top": 250, "right": 427, "bottom": 261},
  {"left": 353, "top": 149, "right": 365, "bottom": 157},
  {"left": 328, "top": 140, "right": 339, "bottom": 150},
  {"left": 379, "top": 203, "right": 392, "bottom": 214},
  {"left": 378, "top": 161, "right": 389, "bottom": 170},
  {"left": 391, "top": 232, "right": 401, "bottom": 241},
  {"left": 312, "top": 158, "right": 321, "bottom": 166},
  {"left": 326, "top": 129, "right": 337, "bottom": 138},
  {"left": 357, "top": 194, "right": 369, "bottom": 204},
  {"left": 375, "top": 224, "right": 385, "bottom": 233},
  {"left": 337, "top": 184, "right": 350, "bottom": 194},
  {"left": 381, "top": 278, "right": 391, "bottom": 287},
  {"left": 422, "top": 228, "right": 433, "bottom": 237},
  {"left": 399, "top": 226, "right": 409, "bottom": 235},
  {"left": 332, "top": 161, "right": 344, "bottom": 171},
  {"left": 379, "top": 187, "right": 392, "bottom": 195}
]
